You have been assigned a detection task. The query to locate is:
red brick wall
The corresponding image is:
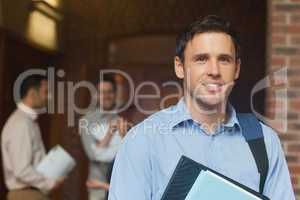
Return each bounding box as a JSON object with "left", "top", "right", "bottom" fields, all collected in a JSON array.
[{"left": 268, "top": 0, "right": 300, "bottom": 198}]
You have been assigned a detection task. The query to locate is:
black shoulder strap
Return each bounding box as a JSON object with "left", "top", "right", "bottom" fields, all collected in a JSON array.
[{"left": 236, "top": 113, "right": 269, "bottom": 194}]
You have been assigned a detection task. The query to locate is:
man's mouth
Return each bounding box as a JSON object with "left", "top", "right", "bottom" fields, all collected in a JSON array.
[{"left": 202, "top": 82, "right": 224, "bottom": 93}]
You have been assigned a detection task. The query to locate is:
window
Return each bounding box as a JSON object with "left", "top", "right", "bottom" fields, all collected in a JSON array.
[{"left": 26, "top": 0, "right": 62, "bottom": 51}]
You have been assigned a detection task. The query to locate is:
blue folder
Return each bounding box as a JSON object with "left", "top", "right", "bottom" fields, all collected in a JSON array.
[{"left": 161, "top": 156, "right": 270, "bottom": 200}]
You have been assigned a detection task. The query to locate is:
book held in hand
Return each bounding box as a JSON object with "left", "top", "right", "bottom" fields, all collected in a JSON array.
[
  {"left": 185, "top": 170, "right": 262, "bottom": 200},
  {"left": 36, "top": 145, "right": 76, "bottom": 179},
  {"left": 161, "top": 156, "right": 269, "bottom": 200}
]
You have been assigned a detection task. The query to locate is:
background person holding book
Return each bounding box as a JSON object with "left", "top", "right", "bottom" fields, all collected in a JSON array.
[
  {"left": 80, "top": 75, "right": 129, "bottom": 200},
  {"left": 109, "top": 15, "right": 295, "bottom": 200},
  {"left": 1, "top": 74, "right": 65, "bottom": 200}
]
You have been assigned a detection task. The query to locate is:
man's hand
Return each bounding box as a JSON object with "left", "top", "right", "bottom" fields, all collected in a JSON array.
[
  {"left": 96, "top": 120, "right": 118, "bottom": 147},
  {"left": 107, "top": 120, "right": 119, "bottom": 135},
  {"left": 117, "top": 117, "right": 130, "bottom": 138},
  {"left": 96, "top": 117, "right": 130, "bottom": 147},
  {"left": 86, "top": 179, "right": 110, "bottom": 190},
  {"left": 52, "top": 176, "right": 66, "bottom": 191}
]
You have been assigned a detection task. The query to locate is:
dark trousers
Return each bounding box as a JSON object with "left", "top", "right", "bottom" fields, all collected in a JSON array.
[{"left": 105, "top": 159, "right": 115, "bottom": 199}]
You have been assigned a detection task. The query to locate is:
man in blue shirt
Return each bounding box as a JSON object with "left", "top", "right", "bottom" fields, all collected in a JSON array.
[{"left": 109, "top": 15, "right": 295, "bottom": 200}]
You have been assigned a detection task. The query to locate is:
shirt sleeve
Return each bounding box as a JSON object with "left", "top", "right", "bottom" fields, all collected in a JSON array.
[
  {"left": 80, "top": 119, "right": 107, "bottom": 162},
  {"left": 80, "top": 125, "right": 98, "bottom": 161},
  {"left": 8, "top": 121, "right": 55, "bottom": 193},
  {"left": 80, "top": 117, "right": 117, "bottom": 162},
  {"left": 262, "top": 125, "right": 296, "bottom": 200},
  {"left": 108, "top": 127, "right": 152, "bottom": 200}
]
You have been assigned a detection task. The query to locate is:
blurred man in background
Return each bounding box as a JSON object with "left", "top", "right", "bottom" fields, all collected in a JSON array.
[
  {"left": 1, "top": 74, "right": 64, "bottom": 200},
  {"left": 80, "top": 75, "right": 129, "bottom": 200}
]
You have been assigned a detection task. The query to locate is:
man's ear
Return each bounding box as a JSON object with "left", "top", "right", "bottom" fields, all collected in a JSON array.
[
  {"left": 234, "top": 59, "right": 241, "bottom": 80},
  {"left": 27, "top": 88, "right": 38, "bottom": 104},
  {"left": 28, "top": 88, "right": 36, "bottom": 98},
  {"left": 174, "top": 56, "right": 184, "bottom": 79}
]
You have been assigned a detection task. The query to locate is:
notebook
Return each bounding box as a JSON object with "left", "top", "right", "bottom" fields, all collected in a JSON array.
[
  {"left": 185, "top": 170, "right": 262, "bottom": 200},
  {"left": 36, "top": 145, "right": 76, "bottom": 179},
  {"left": 161, "top": 156, "right": 270, "bottom": 200}
]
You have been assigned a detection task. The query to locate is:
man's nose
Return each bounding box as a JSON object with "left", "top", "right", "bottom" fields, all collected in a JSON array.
[{"left": 207, "top": 60, "right": 220, "bottom": 77}]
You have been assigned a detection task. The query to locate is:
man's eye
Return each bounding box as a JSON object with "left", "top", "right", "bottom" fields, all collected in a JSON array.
[
  {"left": 196, "top": 56, "right": 207, "bottom": 62},
  {"left": 220, "top": 59, "right": 230, "bottom": 64},
  {"left": 219, "top": 57, "right": 231, "bottom": 63}
]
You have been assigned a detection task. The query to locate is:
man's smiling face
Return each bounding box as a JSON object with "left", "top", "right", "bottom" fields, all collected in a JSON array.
[{"left": 175, "top": 32, "right": 241, "bottom": 109}]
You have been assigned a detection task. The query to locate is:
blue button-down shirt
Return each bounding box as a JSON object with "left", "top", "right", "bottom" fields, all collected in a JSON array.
[{"left": 109, "top": 98, "right": 295, "bottom": 200}]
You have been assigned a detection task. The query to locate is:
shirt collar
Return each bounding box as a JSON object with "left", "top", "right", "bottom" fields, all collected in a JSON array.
[
  {"left": 166, "top": 98, "right": 192, "bottom": 129},
  {"left": 95, "top": 107, "right": 118, "bottom": 118},
  {"left": 17, "top": 102, "right": 38, "bottom": 120},
  {"left": 169, "top": 98, "right": 241, "bottom": 131},
  {"left": 223, "top": 103, "right": 241, "bottom": 129}
]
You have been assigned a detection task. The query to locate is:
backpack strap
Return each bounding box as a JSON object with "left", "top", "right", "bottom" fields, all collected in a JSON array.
[{"left": 236, "top": 113, "right": 269, "bottom": 194}]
